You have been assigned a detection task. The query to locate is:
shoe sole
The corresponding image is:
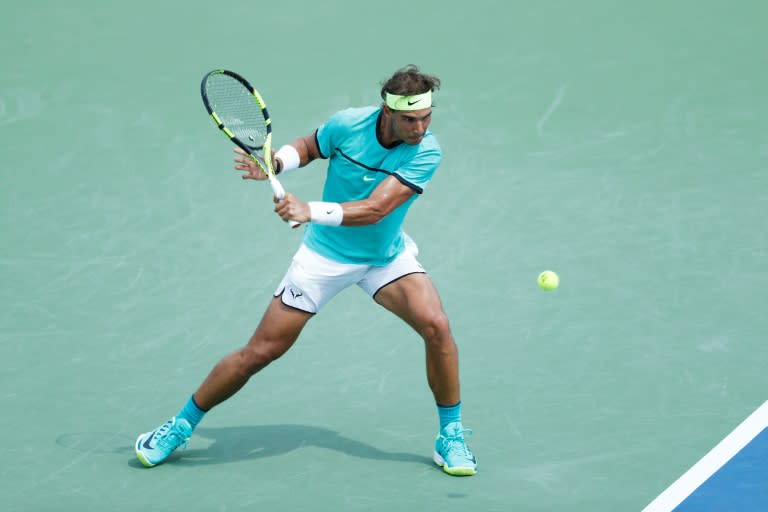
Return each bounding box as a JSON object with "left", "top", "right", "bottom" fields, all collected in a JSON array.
[
  {"left": 135, "top": 433, "right": 157, "bottom": 468},
  {"left": 433, "top": 451, "right": 477, "bottom": 476}
]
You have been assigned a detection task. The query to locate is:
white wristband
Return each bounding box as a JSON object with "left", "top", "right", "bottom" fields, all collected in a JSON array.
[
  {"left": 275, "top": 144, "right": 300, "bottom": 175},
  {"left": 308, "top": 201, "right": 343, "bottom": 226}
]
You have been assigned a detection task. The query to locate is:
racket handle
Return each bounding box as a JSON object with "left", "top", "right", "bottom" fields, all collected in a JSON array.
[
  {"left": 269, "top": 176, "right": 286, "bottom": 200},
  {"left": 269, "top": 177, "right": 300, "bottom": 228}
]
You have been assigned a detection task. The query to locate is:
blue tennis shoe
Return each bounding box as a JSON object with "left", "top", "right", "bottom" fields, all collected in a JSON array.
[
  {"left": 135, "top": 417, "right": 192, "bottom": 467},
  {"left": 433, "top": 421, "right": 477, "bottom": 476}
]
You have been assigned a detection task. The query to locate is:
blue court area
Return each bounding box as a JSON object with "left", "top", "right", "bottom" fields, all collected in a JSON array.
[{"left": 644, "top": 401, "right": 768, "bottom": 511}]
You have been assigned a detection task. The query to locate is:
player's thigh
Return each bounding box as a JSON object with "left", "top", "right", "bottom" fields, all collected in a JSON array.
[
  {"left": 374, "top": 273, "right": 448, "bottom": 333},
  {"left": 245, "top": 297, "right": 313, "bottom": 360}
]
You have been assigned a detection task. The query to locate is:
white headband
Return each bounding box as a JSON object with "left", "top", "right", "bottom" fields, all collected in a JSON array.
[{"left": 385, "top": 91, "right": 432, "bottom": 111}]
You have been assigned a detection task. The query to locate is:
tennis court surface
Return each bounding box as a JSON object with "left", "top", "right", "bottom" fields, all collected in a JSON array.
[{"left": 2, "top": 1, "right": 766, "bottom": 510}]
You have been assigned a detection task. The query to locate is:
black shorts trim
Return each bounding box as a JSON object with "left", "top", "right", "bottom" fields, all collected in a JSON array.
[
  {"left": 273, "top": 286, "right": 316, "bottom": 315},
  {"left": 371, "top": 271, "right": 427, "bottom": 301}
]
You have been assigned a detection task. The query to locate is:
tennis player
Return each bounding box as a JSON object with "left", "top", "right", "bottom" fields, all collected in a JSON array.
[{"left": 135, "top": 64, "right": 477, "bottom": 476}]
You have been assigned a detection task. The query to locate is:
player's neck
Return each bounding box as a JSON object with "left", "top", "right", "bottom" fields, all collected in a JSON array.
[{"left": 377, "top": 110, "right": 402, "bottom": 148}]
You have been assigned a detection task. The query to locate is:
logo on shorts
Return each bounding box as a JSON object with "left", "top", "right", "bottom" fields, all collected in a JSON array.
[{"left": 289, "top": 288, "right": 303, "bottom": 299}]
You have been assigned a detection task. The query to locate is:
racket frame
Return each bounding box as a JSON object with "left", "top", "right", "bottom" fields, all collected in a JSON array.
[{"left": 201, "top": 69, "right": 297, "bottom": 226}]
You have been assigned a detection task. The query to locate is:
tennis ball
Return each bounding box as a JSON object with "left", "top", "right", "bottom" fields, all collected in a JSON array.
[{"left": 538, "top": 270, "right": 559, "bottom": 291}]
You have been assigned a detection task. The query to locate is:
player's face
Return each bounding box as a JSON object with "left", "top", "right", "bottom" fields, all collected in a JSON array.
[{"left": 390, "top": 108, "right": 432, "bottom": 145}]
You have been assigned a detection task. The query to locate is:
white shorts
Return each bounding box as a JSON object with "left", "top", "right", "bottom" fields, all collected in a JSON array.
[{"left": 274, "top": 237, "right": 425, "bottom": 314}]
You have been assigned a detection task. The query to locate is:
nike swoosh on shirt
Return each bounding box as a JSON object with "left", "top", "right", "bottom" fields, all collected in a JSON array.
[{"left": 363, "top": 176, "right": 376, "bottom": 182}]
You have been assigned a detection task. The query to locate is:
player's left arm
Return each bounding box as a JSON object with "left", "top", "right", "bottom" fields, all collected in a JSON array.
[
  {"left": 273, "top": 175, "right": 414, "bottom": 226},
  {"left": 335, "top": 176, "right": 415, "bottom": 226}
]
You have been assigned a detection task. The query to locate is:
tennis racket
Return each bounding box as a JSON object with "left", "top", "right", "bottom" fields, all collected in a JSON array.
[{"left": 200, "top": 69, "right": 299, "bottom": 228}]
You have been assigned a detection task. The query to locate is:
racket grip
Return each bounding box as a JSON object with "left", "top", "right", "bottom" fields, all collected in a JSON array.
[
  {"left": 269, "top": 176, "right": 286, "bottom": 200},
  {"left": 269, "top": 177, "right": 300, "bottom": 228}
]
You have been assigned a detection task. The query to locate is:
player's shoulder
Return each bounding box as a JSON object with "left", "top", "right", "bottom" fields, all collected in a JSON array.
[
  {"left": 419, "top": 131, "right": 441, "bottom": 152},
  {"left": 410, "top": 131, "right": 441, "bottom": 163}
]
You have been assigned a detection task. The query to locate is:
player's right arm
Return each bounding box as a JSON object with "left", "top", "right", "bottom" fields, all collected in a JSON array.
[
  {"left": 274, "top": 133, "right": 322, "bottom": 173},
  {"left": 235, "top": 131, "right": 319, "bottom": 180}
]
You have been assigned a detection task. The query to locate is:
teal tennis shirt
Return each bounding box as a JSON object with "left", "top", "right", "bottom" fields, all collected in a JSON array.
[{"left": 303, "top": 106, "right": 442, "bottom": 266}]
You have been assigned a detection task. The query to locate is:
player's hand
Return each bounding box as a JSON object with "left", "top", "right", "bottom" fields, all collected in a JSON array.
[
  {"left": 234, "top": 147, "right": 269, "bottom": 180},
  {"left": 274, "top": 192, "right": 310, "bottom": 227}
]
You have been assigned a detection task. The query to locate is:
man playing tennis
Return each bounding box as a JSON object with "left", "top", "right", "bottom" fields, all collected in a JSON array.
[{"left": 135, "top": 64, "right": 477, "bottom": 476}]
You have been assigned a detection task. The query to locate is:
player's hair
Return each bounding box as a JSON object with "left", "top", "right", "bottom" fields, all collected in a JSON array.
[{"left": 380, "top": 64, "right": 441, "bottom": 99}]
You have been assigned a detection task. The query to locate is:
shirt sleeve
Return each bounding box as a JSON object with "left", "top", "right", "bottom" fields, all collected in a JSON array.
[
  {"left": 393, "top": 136, "right": 442, "bottom": 194},
  {"left": 315, "top": 110, "right": 349, "bottom": 160}
]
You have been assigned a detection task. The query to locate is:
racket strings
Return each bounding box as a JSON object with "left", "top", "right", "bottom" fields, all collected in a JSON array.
[{"left": 205, "top": 74, "right": 268, "bottom": 150}]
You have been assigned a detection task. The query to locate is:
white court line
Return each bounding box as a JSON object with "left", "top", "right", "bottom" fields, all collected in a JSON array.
[
  {"left": 642, "top": 400, "right": 768, "bottom": 512},
  {"left": 536, "top": 83, "right": 568, "bottom": 136}
]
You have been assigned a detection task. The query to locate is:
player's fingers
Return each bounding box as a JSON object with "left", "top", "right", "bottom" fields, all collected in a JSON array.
[
  {"left": 274, "top": 191, "right": 292, "bottom": 204},
  {"left": 234, "top": 154, "right": 256, "bottom": 166}
]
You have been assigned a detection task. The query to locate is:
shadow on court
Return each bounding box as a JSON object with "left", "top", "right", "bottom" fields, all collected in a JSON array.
[
  {"left": 132, "top": 424, "right": 433, "bottom": 468},
  {"left": 56, "top": 431, "right": 135, "bottom": 455}
]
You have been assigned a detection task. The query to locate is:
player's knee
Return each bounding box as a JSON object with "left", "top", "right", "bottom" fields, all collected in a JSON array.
[
  {"left": 419, "top": 311, "right": 452, "bottom": 343},
  {"left": 239, "top": 342, "right": 286, "bottom": 374}
]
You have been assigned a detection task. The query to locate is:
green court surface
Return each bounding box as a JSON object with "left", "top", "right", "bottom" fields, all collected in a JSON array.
[{"left": 1, "top": 1, "right": 766, "bottom": 510}]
